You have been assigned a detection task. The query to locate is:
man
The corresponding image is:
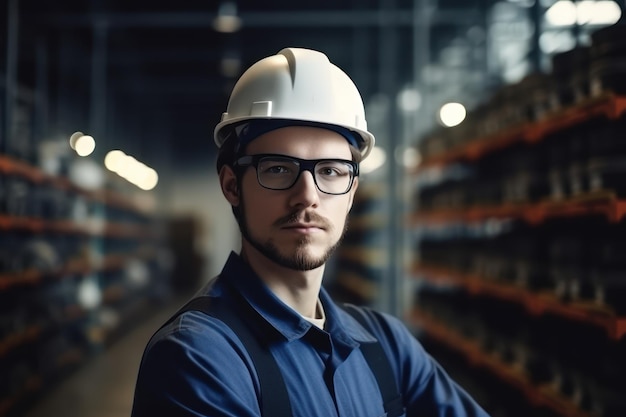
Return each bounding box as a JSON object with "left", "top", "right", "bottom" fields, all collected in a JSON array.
[{"left": 131, "top": 47, "right": 490, "bottom": 417}]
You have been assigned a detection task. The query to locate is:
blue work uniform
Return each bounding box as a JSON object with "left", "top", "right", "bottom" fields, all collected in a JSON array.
[{"left": 131, "top": 252, "right": 490, "bottom": 417}]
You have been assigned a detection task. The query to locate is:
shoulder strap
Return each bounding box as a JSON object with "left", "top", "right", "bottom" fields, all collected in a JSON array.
[
  {"left": 167, "top": 297, "right": 403, "bottom": 417},
  {"left": 169, "top": 296, "right": 292, "bottom": 417},
  {"left": 342, "top": 304, "right": 405, "bottom": 417}
]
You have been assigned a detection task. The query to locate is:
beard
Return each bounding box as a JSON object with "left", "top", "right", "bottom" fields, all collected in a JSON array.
[{"left": 238, "top": 199, "right": 348, "bottom": 271}]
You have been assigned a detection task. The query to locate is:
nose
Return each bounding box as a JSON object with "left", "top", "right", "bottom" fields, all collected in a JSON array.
[{"left": 288, "top": 169, "right": 320, "bottom": 209}]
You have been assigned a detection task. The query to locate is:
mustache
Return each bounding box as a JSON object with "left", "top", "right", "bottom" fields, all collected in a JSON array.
[{"left": 273, "top": 210, "right": 332, "bottom": 230}]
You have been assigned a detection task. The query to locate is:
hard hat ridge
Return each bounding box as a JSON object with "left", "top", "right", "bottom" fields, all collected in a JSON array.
[{"left": 214, "top": 47, "right": 375, "bottom": 159}]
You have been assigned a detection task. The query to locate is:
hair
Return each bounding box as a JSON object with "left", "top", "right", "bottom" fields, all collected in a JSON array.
[{"left": 216, "top": 130, "right": 242, "bottom": 175}]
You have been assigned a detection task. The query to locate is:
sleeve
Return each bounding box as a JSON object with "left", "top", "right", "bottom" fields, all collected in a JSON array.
[
  {"left": 367, "top": 310, "right": 491, "bottom": 417},
  {"left": 131, "top": 313, "right": 262, "bottom": 417}
]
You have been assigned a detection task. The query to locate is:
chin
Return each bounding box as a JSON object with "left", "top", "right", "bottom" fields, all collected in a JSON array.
[{"left": 270, "top": 242, "right": 333, "bottom": 271}]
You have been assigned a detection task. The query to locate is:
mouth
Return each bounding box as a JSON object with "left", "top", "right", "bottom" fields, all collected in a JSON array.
[
  {"left": 275, "top": 211, "right": 330, "bottom": 233},
  {"left": 282, "top": 223, "right": 325, "bottom": 233}
]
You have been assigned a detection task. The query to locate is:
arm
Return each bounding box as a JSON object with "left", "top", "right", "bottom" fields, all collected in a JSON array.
[{"left": 364, "top": 310, "right": 491, "bottom": 417}]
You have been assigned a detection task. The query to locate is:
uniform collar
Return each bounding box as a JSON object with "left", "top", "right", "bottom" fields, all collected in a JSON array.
[{"left": 212, "top": 252, "right": 376, "bottom": 346}]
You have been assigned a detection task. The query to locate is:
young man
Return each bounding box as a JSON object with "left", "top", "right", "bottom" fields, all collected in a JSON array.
[{"left": 131, "top": 48, "right": 490, "bottom": 417}]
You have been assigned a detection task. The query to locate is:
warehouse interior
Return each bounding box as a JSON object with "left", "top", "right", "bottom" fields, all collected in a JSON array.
[{"left": 2, "top": 1, "right": 626, "bottom": 416}]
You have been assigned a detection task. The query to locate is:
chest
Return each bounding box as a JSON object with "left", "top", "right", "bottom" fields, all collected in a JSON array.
[{"left": 270, "top": 340, "right": 391, "bottom": 417}]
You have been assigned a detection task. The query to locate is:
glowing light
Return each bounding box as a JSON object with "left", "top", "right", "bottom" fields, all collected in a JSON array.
[
  {"left": 582, "top": 1, "right": 621, "bottom": 25},
  {"left": 213, "top": 2, "right": 241, "bottom": 33},
  {"left": 68, "top": 158, "right": 105, "bottom": 190},
  {"left": 77, "top": 277, "right": 102, "bottom": 309},
  {"left": 104, "top": 150, "right": 126, "bottom": 173},
  {"left": 360, "top": 147, "right": 387, "bottom": 174},
  {"left": 539, "top": 31, "right": 576, "bottom": 54},
  {"left": 103, "top": 149, "right": 159, "bottom": 190},
  {"left": 137, "top": 167, "right": 159, "bottom": 191},
  {"left": 546, "top": 0, "right": 622, "bottom": 26},
  {"left": 399, "top": 147, "right": 421, "bottom": 169},
  {"left": 69, "top": 131, "right": 83, "bottom": 149},
  {"left": 75, "top": 135, "right": 96, "bottom": 156},
  {"left": 439, "top": 102, "right": 467, "bottom": 127},
  {"left": 397, "top": 88, "right": 422, "bottom": 112},
  {"left": 546, "top": 1, "right": 577, "bottom": 26}
]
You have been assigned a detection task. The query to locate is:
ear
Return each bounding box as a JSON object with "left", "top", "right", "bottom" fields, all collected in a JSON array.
[{"left": 219, "top": 165, "right": 240, "bottom": 207}]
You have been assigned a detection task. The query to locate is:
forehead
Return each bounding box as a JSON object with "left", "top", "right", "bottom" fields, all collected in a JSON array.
[{"left": 245, "top": 126, "right": 353, "bottom": 160}]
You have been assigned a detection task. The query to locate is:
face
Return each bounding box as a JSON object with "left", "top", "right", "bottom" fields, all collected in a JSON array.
[{"left": 221, "top": 126, "right": 358, "bottom": 271}]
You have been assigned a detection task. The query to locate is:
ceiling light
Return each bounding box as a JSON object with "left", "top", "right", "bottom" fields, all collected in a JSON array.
[
  {"left": 545, "top": 0, "right": 621, "bottom": 27},
  {"left": 69, "top": 131, "right": 83, "bottom": 149},
  {"left": 75, "top": 135, "right": 96, "bottom": 156},
  {"left": 213, "top": 2, "right": 242, "bottom": 33},
  {"left": 438, "top": 102, "right": 467, "bottom": 127},
  {"left": 360, "top": 147, "right": 387, "bottom": 174}
]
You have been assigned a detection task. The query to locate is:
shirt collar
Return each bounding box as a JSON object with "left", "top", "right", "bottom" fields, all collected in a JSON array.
[{"left": 213, "top": 252, "right": 376, "bottom": 345}]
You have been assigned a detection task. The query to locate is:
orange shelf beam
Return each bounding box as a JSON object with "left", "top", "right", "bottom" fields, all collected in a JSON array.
[
  {"left": 0, "top": 214, "right": 155, "bottom": 239},
  {"left": 0, "top": 153, "right": 153, "bottom": 216},
  {"left": 0, "top": 325, "right": 41, "bottom": 358},
  {"left": 0, "top": 250, "right": 153, "bottom": 291},
  {"left": 0, "top": 376, "right": 42, "bottom": 417},
  {"left": 410, "top": 192, "right": 626, "bottom": 226},
  {"left": 418, "top": 93, "right": 626, "bottom": 170},
  {"left": 412, "top": 264, "right": 626, "bottom": 340},
  {"left": 410, "top": 310, "right": 596, "bottom": 417}
]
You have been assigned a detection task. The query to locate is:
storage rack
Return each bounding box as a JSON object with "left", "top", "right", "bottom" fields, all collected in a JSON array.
[
  {"left": 409, "top": 74, "right": 626, "bottom": 416},
  {"left": 331, "top": 182, "right": 387, "bottom": 306},
  {"left": 0, "top": 153, "right": 167, "bottom": 417}
]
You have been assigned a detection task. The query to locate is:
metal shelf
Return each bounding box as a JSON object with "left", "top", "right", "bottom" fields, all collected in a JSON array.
[{"left": 412, "top": 263, "right": 626, "bottom": 340}]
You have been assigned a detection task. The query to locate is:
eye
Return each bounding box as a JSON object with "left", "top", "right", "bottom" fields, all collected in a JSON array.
[
  {"left": 317, "top": 162, "right": 351, "bottom": 178},
  {"left": 259, "top": 160, "right": 297, "bottom": 175}
]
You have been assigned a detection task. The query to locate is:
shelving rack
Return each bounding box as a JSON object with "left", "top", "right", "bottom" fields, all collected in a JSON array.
[
  {"left": 331, "top": 182, "right": 387, "bottom": 307},
  {"left": 409, "top": 80, "right": 626, "bottom": 415},
  {"left": 411, "top": 309, "right": 596, "bottom": 417},
  {"left": 0, "top": 152, "right": 167, "bottom": 417}
]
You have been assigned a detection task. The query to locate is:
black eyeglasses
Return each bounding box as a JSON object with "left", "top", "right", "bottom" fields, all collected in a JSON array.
[{"left": 234, "top": 154, "right": 359, "bottom": 195}]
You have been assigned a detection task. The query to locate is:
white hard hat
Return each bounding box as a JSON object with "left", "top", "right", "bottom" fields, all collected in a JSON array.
[{"left": 214, "top": 47, "right": 375, "bottom": 159}]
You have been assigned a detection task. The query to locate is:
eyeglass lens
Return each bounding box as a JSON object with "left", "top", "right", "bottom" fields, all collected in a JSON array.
[{"left": 257, "top": 156, "right": 354, "bottom": 194}]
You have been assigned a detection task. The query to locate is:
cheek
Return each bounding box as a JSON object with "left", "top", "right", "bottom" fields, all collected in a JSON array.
[
  {"left": 326, "top": 199, "right": 352, "bottom": 229},
  {"left": 240, "top": 178, "right": 280, "bottom": 224}
]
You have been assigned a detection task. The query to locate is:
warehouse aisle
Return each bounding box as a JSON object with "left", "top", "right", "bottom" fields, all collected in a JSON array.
[{"left": 23, "top": 298, "right": 185, "bottom": 417}]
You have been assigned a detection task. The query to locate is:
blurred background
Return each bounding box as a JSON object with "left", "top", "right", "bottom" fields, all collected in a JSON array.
[{"left": 2, "top": 1, "right": 626, "bottom": 416}]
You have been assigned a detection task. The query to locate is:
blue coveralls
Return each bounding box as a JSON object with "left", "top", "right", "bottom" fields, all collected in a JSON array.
[{"left": 131, "top": 252, "right": 490, "bottom": 417}]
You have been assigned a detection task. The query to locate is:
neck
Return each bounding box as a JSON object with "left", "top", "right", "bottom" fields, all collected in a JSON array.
[{"left": 240, "top": 243, "right": 325, "bottom": 318}]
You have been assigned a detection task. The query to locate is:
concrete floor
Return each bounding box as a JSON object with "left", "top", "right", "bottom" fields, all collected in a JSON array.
[{"left": 23, "top": 299, "right": 184, "bottom": 417}]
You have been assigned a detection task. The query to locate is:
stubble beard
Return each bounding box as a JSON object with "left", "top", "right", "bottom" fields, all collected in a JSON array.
[{"left": 238, "top": 200, "right": 348, "bottom": 271}]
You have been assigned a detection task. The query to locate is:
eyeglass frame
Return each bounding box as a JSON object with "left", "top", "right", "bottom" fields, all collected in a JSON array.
[{"left": 233, "top": 153, "right": 359, "bottom": 195}]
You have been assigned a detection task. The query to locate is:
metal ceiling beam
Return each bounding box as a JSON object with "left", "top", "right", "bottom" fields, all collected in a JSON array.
[
  {"left": 43, "top": 9, "right": 481, "bottom": 28},
  {"left": 113, "top": 79, "right": 225, "bottom": 95},
  {"left": 109, "top": 49, "right": 221, "bottom": 65}
]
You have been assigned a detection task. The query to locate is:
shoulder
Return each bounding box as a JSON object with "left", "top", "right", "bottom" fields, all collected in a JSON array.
[
  {"left": 146, "top": 306, "right": 248, "bottom": 359},
  {"left": 133, "top": 308, "right": 261, "bottom": 416},
  {"left": 139, "top": 292, "right": 257, "bottom": 378},
  {"left": 137, "top": 304, "right": 260, "bottom": 393}
]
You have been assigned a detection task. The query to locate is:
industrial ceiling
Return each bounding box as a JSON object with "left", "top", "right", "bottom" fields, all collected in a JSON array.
[
  {"left": 5, "top": 1, "right": 497, "bottom": 176},
  {"left": 10, "top": 0, "right": 617, "bottom": 184}
]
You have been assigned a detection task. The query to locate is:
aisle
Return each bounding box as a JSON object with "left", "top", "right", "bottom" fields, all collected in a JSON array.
[{"left": 23, "top": 298, "right": 185, "bottom": 417}]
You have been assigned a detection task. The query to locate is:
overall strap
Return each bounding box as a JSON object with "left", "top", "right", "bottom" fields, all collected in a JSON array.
[
  {"left": 342, "top": 304, "right": 405, "bottom": 417},
  {"left": 166, "top": 296, "right": 403, "bottom": 417},
  {"left": 170, "top": 295, "right": 292, "bottom": 417}
]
